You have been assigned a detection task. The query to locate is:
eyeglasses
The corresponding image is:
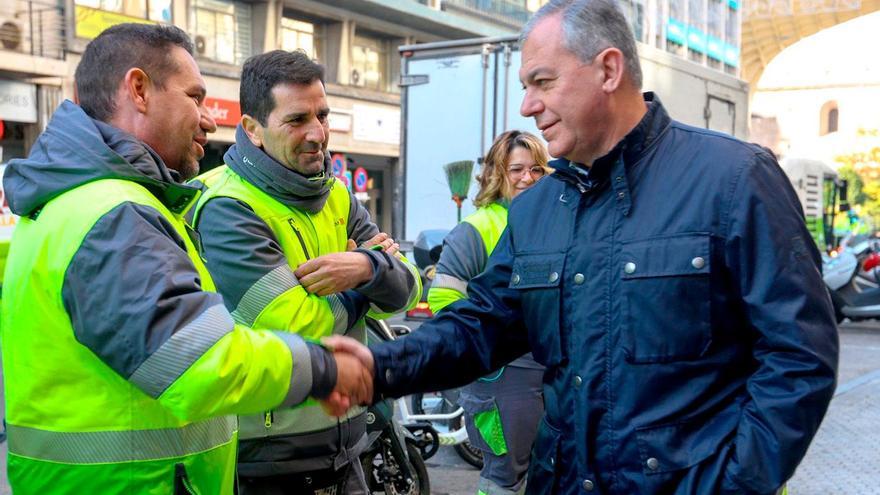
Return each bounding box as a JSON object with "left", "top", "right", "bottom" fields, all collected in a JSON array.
[{"left": 508, "top": 166, "right": 546, "bottom": 178}]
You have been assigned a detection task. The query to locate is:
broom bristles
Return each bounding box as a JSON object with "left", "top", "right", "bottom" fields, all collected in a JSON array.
[{"left": 443, "top": 160, "right": 474, "bottom": 199}]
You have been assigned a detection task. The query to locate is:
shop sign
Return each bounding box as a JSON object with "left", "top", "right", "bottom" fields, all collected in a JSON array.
[
  {"left": 75, "top": 5, "right": 155, "bottom": 40},
  {"left": 707, "top": 36, "right": 724, "bottom": 61},
  {"left": 204, "top": 97, "right": 241, "bottom": 127},
  {"left": 666, "top": 17, "right": 686, "bottom": 46},
  {"left": 329, "top": 109, "right": 352, "bottom": 132},
  {"left": 687, "top": 27, "right": 707, "bottom": 54},
  {"left": 353, "top": 104, "right": 400, "bottom": 145},
  {"left": 723, "top": 44, "right": 740, "bottom": 67},
  {"left": 0, "top": 165, "right": 19, "bottom": 241},
  {"left": 0, "top": 80, "right": 37, "bottom": 124}
]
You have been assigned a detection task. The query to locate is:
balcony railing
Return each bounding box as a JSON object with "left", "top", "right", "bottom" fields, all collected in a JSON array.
[
  {"left": 0, "top": 0, "right": 65, "bottom": 59},
  {"left": 442, "top": 0, "right": 531, "bottom": 27}
]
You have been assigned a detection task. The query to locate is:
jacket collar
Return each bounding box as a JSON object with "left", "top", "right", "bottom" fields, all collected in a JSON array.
[{"left": 549, "top": 93, "right": 670, "bottom": 217}]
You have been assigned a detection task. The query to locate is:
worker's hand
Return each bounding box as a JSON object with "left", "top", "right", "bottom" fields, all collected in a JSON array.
[
  {"left": 319, "top": 336, "right": 376, "bottom": 416},
  {"left": 295, "top": 252, "right": 373, "bottom": 296},
  {"left": 323, "top": 335, "right": 376, "bottom": 376},
  {"left": 361, "top": 232, "right": 400, "bottom": 256},
  {"left": 319, "top": 349, "right": 373, "bottom": 417}
]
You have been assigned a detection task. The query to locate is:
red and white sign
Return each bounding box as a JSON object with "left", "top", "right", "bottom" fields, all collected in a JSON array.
[
  {"left": 353, "top": 167, "right": 369, "bottom": 193},
  {"left": 204, "top": 97, "right": 242, "bottom": 128},
  {"left": 0, "top": 165, "right": 19, "bottom": 241}
]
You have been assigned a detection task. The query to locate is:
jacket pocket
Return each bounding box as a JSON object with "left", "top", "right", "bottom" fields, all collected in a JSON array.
[
  {"left": 620, "top": 233, "right": 712, "bottom": 364},
  {"left": 634, "top": 405, "right": 740, "bottom": 493},
  {"left": 526, "top": 416, "right": 562, "bottom": 495},
  {"left": 458, "top": 393, "right": 508, "bottom": 456},
  {"left": 509, "top": 252, "right": 566, "bottom": 367}
]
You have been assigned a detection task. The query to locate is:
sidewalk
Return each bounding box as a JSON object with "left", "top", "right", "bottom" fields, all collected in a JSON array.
[{"left": 788, "top": 369, "right": 880, "bottom": 494}]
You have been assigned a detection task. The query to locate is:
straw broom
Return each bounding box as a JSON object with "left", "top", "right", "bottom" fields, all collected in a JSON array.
[{"left": 443, "top": 160, "right": 474, "bottom": 223}]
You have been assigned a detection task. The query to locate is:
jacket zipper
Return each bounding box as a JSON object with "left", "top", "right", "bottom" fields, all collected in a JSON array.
[
  {"left": 288, "top": 219, "right": 312, "bottom": 260},
  {"left": 264, "top": 411, "right": 274, "bottom": 429}
]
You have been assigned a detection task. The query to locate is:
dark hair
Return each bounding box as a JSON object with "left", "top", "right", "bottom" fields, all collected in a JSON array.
[
  {"left": 521, "top": 0, "right": 643, "bottom": 88},
  {"left": 75, "top": 23, "right": 194, "bottom": 122},
  {"left": 240, "top": 50, "right": 325, "bottom": 125}
]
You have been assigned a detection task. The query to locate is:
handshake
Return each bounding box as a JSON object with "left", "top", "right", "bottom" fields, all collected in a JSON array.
[{"left": 319, "top": 335, "right": 376, "bottom": 417}]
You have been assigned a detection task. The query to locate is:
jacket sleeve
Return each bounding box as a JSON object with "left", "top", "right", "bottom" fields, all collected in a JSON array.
[
  {"left": 720, "top": 151, "right": 838, "bottom": 494},
  {"left": 197, "top": 197, "right": 369, "bottom": 339},
  {"left": 427, "top": 222, "right": 487, "bottom": 312},
  {"left": 346, "top": 190, "right": 421, "bottom": 315},
  {"left": 370, "top": 228, "right": 531, "bottom": 398},
  {"left": 62, "top": 202, "right": 336, "bottom": 421}
]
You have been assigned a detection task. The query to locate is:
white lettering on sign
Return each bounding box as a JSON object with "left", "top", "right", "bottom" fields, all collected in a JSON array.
[
  {"left": 0, "top": 80, "right": 37, "bottom": 123},
  {"left": 207, "top": 100, "right": 229, "bottom": 122}
]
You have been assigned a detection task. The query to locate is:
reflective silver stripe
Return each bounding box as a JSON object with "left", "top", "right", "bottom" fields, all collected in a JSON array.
[
  {"left": 272, "top": 332, "right": 313, "bottom": 408},
  {"left": 129, "top": 304, "right": 234, "bottom": 398},
  {"left": 432, "top": 273, "right": 469, "bottom": 295},
  {"left": 7, "top": 415, "right": 236, "bottom": 464},
  {"left": 403, "top": 260, "right": 423, "bottom": 309},
  {"left": 327, "top": 294, "right": 349, "bottom": 334},
  {"left": 231, "top": 265, "right": 300, "bottom": 326}
]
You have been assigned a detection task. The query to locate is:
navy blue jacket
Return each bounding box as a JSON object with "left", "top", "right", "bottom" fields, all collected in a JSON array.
[{"left": 371, "top": 94, "right": 838, "bottom": 494}]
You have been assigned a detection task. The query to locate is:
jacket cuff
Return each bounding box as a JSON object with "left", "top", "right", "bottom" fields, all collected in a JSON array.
[
  {"left": 354, "top": 248, "right": 383, "bottom": 290},
  {"left": 270, "top": 332, "right": 314, "bottom": 407},
  {"left": 307, "top": 343, "right": 338, "bottom": 399}
]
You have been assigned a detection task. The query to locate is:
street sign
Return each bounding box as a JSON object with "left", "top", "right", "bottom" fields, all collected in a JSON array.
[
  {"left": 331, "top": 153, "right": 347, "bottom": 177},
  {"left": 353, "top": 167, "right": 369, "bottom": 193}
]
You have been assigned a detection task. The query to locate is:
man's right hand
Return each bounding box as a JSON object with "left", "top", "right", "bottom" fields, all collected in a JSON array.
[{"left": 320, "top": 335, "right": 376, "bottom": 416}]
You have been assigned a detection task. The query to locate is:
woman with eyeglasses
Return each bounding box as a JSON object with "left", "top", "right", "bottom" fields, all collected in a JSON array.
[{"left": 428, "top": 130, "right": 552, "bottom": 495}]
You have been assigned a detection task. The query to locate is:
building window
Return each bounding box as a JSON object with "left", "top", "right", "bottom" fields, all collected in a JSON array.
[
  {"left": 281, "top": 17, "right": 322, "bottom": 60},
  {"left": 192, "top": 0, "right": 252, "bottom": 65},
  {"left": 820, "top": 101, "right": 839, "bottom": 135},
  {"left": 351, "top": 32, "right": 387, "bottom": 92},
  {"left": 725, "top": 5, "right": 739, "bottom": 46},
  {"left": 619, "top": 0, "right": 645, "bottom": 42},
  {"left": 75, "top": 0, "right": 172, "bottom": 22}
]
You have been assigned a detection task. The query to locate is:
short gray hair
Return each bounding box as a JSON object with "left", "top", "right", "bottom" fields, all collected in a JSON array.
[{"left": 521, "top": 0, "right": 642, "bottom": 89}]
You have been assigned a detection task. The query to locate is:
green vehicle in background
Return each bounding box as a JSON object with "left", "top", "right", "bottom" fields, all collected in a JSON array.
[{"left": 781, "top": 158, "right": 849, "bottom": 253}]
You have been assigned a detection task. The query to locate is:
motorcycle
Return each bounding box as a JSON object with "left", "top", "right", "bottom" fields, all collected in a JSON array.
[
  {"left": 360, "top": 318, "right": 431, "bottom": 494},
  {"left": 823, "top": 238, "right": 880, "bottom": 323},
  {"left": 404, "top": 229, "right": 449, "bottom": 321}
]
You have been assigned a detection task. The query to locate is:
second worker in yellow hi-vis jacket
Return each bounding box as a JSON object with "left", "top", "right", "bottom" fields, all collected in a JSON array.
[{"left": 191, "top": 49, "right": 421, "bottom": 495}]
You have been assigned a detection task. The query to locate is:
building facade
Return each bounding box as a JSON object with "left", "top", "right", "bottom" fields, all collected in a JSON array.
[
  {"left": 1, "top": 0, "right": 539, "bottom": 232},
  {"left": 0, "top": 0, "right": 741, "bottom": 233}
]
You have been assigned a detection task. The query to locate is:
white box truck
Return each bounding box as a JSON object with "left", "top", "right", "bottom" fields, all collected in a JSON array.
[{"left": 394, "top": 35, "right": 750, "bottom": 241}]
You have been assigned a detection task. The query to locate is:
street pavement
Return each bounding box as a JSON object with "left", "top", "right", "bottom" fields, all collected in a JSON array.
[{"left": 1, "top": 319, "right": 879, "bottom": 494}]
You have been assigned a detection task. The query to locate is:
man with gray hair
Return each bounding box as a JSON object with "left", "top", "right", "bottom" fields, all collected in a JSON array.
[{"left": 328, "top": 0, "right": 838, "bottom": 493}]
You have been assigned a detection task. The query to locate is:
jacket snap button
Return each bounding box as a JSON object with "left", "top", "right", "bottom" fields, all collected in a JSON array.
[
  {"left": 646, "top": 457, "right": 659, "bottom": 471},
  {"left": 692, "top": 257, "right": 705, "bottom": 269},
  {"left": 548, "top": 271, "right": 559, "bottom": 283},
  {"left": 624, "top": 262, "right": 636, "bottom": 274},
  {"left": 573, "top": 375, "right": 583, "bottom": 388},
  {"left": 582, "top": 479, "right": 594, "bottom": 491},
  {"left": 512, "top": 273, "right": 521, "bottom": 285},
  {"left": 385, "top": 369, "right": 393, "bottom": 384},
  {"left": 617, "top": 191, "right": 625, "bottom": 200},
  {"left": 574, "top": 273, "right": 585, "bottom": 284}
]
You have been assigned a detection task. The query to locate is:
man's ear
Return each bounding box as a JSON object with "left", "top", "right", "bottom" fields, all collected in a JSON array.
[
  {"left": 596, "top": 47, "right": 626, "bottom": 94},
  {"left": 241, "top": 114, "right": 264, "bottom": 148},
  {"left": 121, "top": 67, "right": 151, "bottom": 113}
]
